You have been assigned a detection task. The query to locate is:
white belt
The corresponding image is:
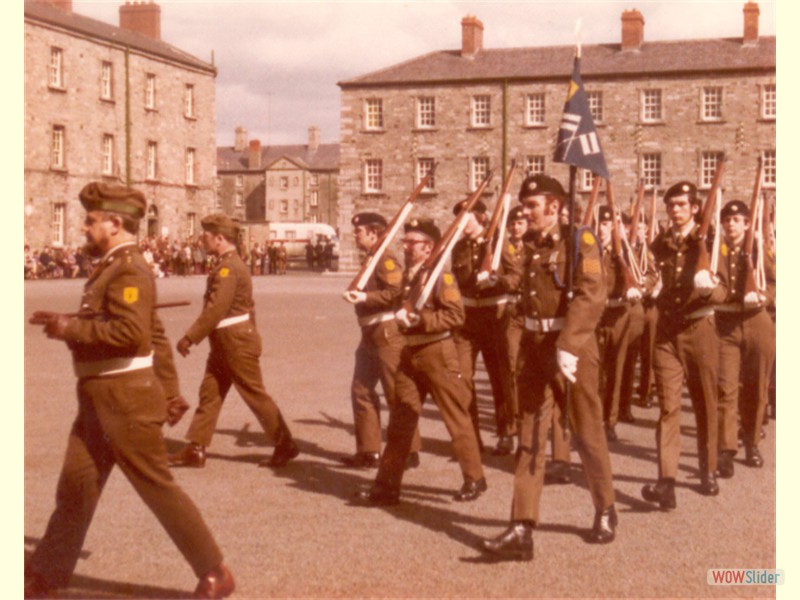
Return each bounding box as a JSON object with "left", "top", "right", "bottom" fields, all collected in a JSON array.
[
  {"left": 523, "top": 317, "right": 565, "bottom": 333},
  {"left": 216, "top": 313, "right": 250, "bottom": 329},
  {"left": 686, "top": 306, "right": 715, "bottom": 320},
  {"left": 606, "top": 298, "right": 627, "bottom": 308},
  {"left": 74, "top": 352, "right": 153, "bottom": 378},
  {"left": 404, "top": 331, "right": 450, "bottom": 346},
  {"left": 358, "top": 311, "right": 395, "bottom": 327},
  {"left": 462, "top": 294, "right": 516, "bottom": 308}
]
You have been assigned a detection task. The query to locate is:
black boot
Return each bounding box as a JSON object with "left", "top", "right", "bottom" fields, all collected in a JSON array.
[
  {"left": 715, "top": 451, "right": 735, "bottom": 479},
  {"left": 745, "top": 445, "right": 764, "bottom": 468},
  {"left": 641, "top": 478, "right": 677, "bottom": 509},
  {"left": 587, "top": 505, "right": 618, "bottom": 544},
  {"left": 545, "top": 460, "right": 572, "bottom": 485},
  {"left": 492, "top": 435, "right": 515, "bottom": 456},
  {"left": 453, "top": 477, "right": 488, "bottom": 502},
  {"left": 480, "top": 521, "right": 534, "bottom": 561},
  {"left": 700, "top": 471, "right": 719, "bottom": 496}
]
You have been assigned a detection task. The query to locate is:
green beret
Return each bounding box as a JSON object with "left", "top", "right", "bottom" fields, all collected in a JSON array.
[
  {"left": 663, "top": 181, "right": 698, "bottom": 205},
  {"left": 721, "top": 200, "right": 750, "bottom": 220},
  {"left": 201, "top": 213, "right": 240, "bottom": 238},
  {"left": 352, "top": 212, "right": 387, "bottom": 228},
  {"left": 79, "top": 182, "right": 146, "bottom": 219},
  {"left": 507, "top": 205, "right": 526, "bottom": 224},
  {"left": 518, "top": 175, "right": 566, "bottom": 202}
]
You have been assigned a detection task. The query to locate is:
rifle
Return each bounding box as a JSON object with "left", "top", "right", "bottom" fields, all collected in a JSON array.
[
  {"left": 605, "top": 181, "right": 637, "bottom": 294},
  {"left": 647, "top": 187, "right": 658, "bottom": 246},
  {"left": 477, "top": 160, "right": 517, "bottom": 282},
  {"left": 29, "top": 301, "right": 191, "bottom": 324},
  {"left": 695, "top": 160, "right": 726, "bottom": 273},
  {"left": 742, "top": 157, "right": 764, "bottom": 297},
  {"left": 346, "top": 163, "right": 436, "bottom": 292},
  {"left": 628, "top": 181, "right": 645, "bottom": 245},
  {"left": 581, "top": 177, "right": 602, "bottom": 228},
  {"left": 403, "top": 170, "right": 494, "bottom": 313}
]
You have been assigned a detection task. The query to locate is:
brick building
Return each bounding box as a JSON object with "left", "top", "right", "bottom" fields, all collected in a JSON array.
[
  {"left": 337, "top": 2, "right": 775, "bottom": 270},
  {"left": 216, "top": 126, "right": 339, "bottom": 233},
  {"left": 24, "top": 0, "right": 217, "bottom": 248}
]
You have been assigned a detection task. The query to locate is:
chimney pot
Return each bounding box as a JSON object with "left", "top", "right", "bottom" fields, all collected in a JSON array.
[
  {"left": 461, "top": 15, "right": 484, "bottom": 58},
  {"left": 37, "top": 0, "right": 73, "bottom": 11},
  {"left": 119, "top": 1, "right": 161, "bottom": 41},
  {"left": 743, "top": 2, "right": 760, "bottom": 44},
  {"left": 234, "top": 127, "right": 248, "bottom": 152},
  {"left": 308, "top": 126, "right": 320, "bottom": 152},
  {"left": 621, "top": 9, "right": 645, "bottom": 51},
  {"left": 249, "top": 140, "right": 262, "bottom": 170}
]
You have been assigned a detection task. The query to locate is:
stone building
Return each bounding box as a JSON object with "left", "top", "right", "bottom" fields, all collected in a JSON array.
[
  {"left": 216, "top": 126, "right": 339, "bottom": 234},
  {"left": 337, "top": 2, "right": 775, "bottom": 270},
  {"left": 24, "top": 0, "right": 217, "bottom": 248}
]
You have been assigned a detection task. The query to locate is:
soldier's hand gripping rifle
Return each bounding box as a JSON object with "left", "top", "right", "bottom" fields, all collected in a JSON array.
[
  {"left": 695, "top": 160, "right": 726, "bottom": 274},
  {"left": 581, "top": 176, "right": 601, "bottom": 228},
  {"left": 345, "top": 163, "right": 437, "bottom": 295},
  {"left": 742, "top": 156, "right": 764, "bottom": 304},
  {"left": 605, "top": 180, "right": 639, "bottom": 299},
  {"left": 476, "top": 160, "right": 517, "bottom": 285},
  {"left": 29, "top": 300, "right": 191, "bottom": 325}
]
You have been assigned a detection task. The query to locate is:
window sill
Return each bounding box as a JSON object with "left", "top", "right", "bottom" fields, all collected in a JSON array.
[
  {"left": 522, "top": 124, "right": 547, "bottom": 129},
  {"left": 412, "top": 127, "right": 439, "bottom": 133},
  {"left": 758, "top": 117, "right": 776, "bottom": 123},
  {"left": 362, "top": 191, "right": 386, "bottom": 197},
  {"left": 50, "top": 166, "right": 68, "bottom": 173},
  {"left": 639, "top": 120, "right": 665, "bottom": 126},
  {"left": 467, "top": 126, "right": 493, "bottom": 131},
  {"left": 185, "top": 115, "right": 198, "bottom": 121},
  {"left": 145, "top": 107, "right": 158, "bottom": 113},
  {"left": 359, "top": 129, "right": 386, "bottom": 134},
  {"left": 145, "top": 178, "right": 160, "bottom": 184},
  {"left": 697, "top": 119, "right": 726, "bottom": 125},
  {"left": 100, "top": 97, "right": 115, "bottom": 105},
  {"left": 48, "top": 85, "right": 66, "bottom": 93},
  {"left": 185, "top": 183, "right": 198, "bottom": 189}
]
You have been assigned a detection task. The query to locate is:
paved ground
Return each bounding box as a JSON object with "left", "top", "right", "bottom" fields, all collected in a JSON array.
[{"left": 24, "top": 273, "right": 778, "bottom": 598}]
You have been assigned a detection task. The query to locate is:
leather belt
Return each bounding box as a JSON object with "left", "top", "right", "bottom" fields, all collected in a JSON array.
[
  {"left": 686, "top": 306, "right": 715, "bottom": 320},
  {"left": 216, "top": 313, "right": 250, "bottom": 329},
  {"left": 523, "top": 317, "right": 565, "bottom": 333},
  {"left": 74, "top": 352, "right": 153, "bottom": 378},
  {"left": 358, "top": 311, "right": 395, "bottom": 327},
  {"left": 462, "top": 294, "right": 516, "bottom": 308},
  {"left": 404, "top": 331, "right": 450, "bottom": 347}
]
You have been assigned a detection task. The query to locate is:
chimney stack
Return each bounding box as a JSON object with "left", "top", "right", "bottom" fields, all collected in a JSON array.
[
  {"left": 234, "top": 127, "right": 248, "bottom": 152},
  {"left": 308, "top": 126, "right": 321, "bottom": 152},
  {"left": 119, "top": 1, "right": 161, "bottom": 41},
  {"left": 38, "top": 0, "right": 73, "bottom": 11},
  {"left": 248, "top": 140, "right": 262, "bottom": 170},
  {"left": 621, "top": 9, "right": 645, "bottom": 50},
  {"left": 461, "top": 15, "right": 484, "bottom": 58},
  {"left": 743, "top": 2, "right": 760, "bottom": 44}
]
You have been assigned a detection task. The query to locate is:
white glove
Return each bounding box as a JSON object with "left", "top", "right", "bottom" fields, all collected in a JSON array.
[
  {"left": 625, "top": 287, "right": 643, "bottom": 302},
  {"left": 743, "top": 291, "right": 763, "bottom": 309},
  {"left": 395, "top": 308, "right": 420, "bottom": 328},
  {"left": 342, "top": 290, "right": 367, "bottom": 304},
  {"left": 693, "top": 270, "right": 716, "bottom": 295},
  {"left": 556, "top": 348, "right": 578, "bottom": 384},
  {"left": 476, "top": 271, "right": 498, "bottom": 289},
  {"left": 650, "top": 277, "right": 663, "bottom": 299}
]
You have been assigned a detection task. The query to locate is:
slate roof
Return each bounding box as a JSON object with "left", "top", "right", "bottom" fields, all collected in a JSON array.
[
  {"left": 24, "top": 1, "right": 216, "bottom": 74},
  {"left": 217, "top": 143, "right": 340, "bottom": 173},
  {"left": 339, "top": 37, "right": 775, "bottom": 88}
]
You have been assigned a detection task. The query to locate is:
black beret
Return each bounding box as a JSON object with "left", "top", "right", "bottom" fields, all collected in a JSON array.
[
  {"left": 663, "top": 181, "right": 698, "bottom": 205},
  {"left": 507, "top": 205, "right": 526, "bottom": 224},
  {"left": 201, "top": 213, "right": 240, "bottom": 238},
  {"left": 598, "top": 206, "right": 613, "bottom": 222},
  {"left": 404, "top": 218, "right": 441, "bottom": 243},
  {"left": 721, "top": 200, "right": 751, "bottom": 220},
  {"left": 518, "top": 174, "right": 566, "bottom": 202},
  {"left": 351, "top": 212, "right": 387, "bottom": 228},
  {"left": 79, "top": 182, "right": 146, "bottom": 219},
  {"left": 452, "top": 199, "right": 488, "bottom": 216}
]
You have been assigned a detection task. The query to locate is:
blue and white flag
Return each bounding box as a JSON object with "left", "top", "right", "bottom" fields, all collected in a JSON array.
[{"left": 554, "top": 57, "right": 609, "bottom": 180}]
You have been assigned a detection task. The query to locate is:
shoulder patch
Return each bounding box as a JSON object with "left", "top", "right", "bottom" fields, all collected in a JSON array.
[
  {"left": 507, "top": 243, "right": 515, "bottom": 255},
  {"left": 219, "top": 267, "right": 230, "bottom": 278},
  {"left": 581, "top": 231, "right": 595, "bottom": 246},
  {"left": 384, "top": 259, "right": 395, "bottom": 271},
  {"left": 386, "top": 270, "right": 402, "bottom": 285},
  {"left": 123, "top": 287, "right": 139, "bottom": 304},
  {"left": 583, "top": 258, "right": 601, "bottom": 275},
  {"left": 721, "top": 243, "right": 728, "bottom": 257},
  {"left": 443, "top": 287, "right": 461, "bottom": 302},
  {"left": 443, "top": 273, "right": 454, "bottom": 286}
]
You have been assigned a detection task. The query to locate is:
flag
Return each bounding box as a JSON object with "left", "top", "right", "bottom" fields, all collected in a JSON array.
[{"left": 554, "top": 56, "right": 610, "bottom": 180}]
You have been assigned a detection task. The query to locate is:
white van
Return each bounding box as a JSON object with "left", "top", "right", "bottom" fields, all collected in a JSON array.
[{"left": 267, "top": 222, "right": 339, "bottom": 264}]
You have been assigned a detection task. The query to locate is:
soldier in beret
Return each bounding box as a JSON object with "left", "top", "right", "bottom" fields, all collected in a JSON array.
[
  {"left": 480, "top": 174, "right": 616, "bottom": 561},
  {"left": 355, "top": 219, "right": 486, "bottom": 505},
  {"left": 714, "top": 200, "right": 776, "bottom": 477},
  {"left": 26, "top": 183, "right": 234, "bottom": 599},
  {"left": 340, "top": 212, "right": 420, "bottom": 469},
  {"left": 641, "top": 181, "right": 726, "bottom": 509},
  {"left": 169, "top": 213, "right": 299, "bottom": 470}
]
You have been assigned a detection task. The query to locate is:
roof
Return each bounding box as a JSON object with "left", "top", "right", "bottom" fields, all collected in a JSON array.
[
  {"left": 217, "top": 143, "right": 340, "bottom": 173},
  {"left": 338, "top": 36, "right": 775, "bottom": 88},
  {"left": 24, "top": 1, "right": 216, "bottom": 75}
]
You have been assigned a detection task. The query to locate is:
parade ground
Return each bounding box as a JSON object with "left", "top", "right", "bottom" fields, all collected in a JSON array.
[{"left": 24, "top": 272, "right": 778, "bottom": 598}]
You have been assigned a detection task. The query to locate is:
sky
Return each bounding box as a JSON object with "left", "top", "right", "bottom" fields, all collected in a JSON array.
[{"left": 70, "top": 1, "right": 776, "bottom": 148}]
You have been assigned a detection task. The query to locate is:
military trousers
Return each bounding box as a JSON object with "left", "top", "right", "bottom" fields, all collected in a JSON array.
[
  {"left": 511, "top": 332, "right": 615, "bottom": 522},
  {"left": 30, "top": 370, "right": 223, "bottom": 588},
  {"left": 637, "top": 302, "right": 659, "bottom": 399},
  {"left": 618, "top": 302, "right": 646, "bottom": 417},
  {"left": 598, "top": 305, "right": 632, "bottom": 428},
  {"left": 186, "top": 322, "right": 291, "bottom": 448}
]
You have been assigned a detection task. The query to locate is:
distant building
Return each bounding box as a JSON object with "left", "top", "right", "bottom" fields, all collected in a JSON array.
[
  {"left": 337, "top": 2, "right": 775, "bottom": 270},
  {"left": 216, "top": 126, "right": 340, "bottom": 237},
  {"left": 24, "top": 0, "right": 217, "bottom": 248}
]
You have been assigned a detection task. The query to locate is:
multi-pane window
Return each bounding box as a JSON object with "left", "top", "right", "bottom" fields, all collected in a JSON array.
[
  {"left": 145, "top": 74, "right": 156, "bottom": 109},
  {"left": 417, "top": 97, "right": 435, "bottom": 128},
  {"left": 235, "top": 174, "right": 244, "bottom": 188},
  {"left": 417, "top": 158, "right": 435, "bottom": 191},
  {"left": 471, "top": 157, "right": 490, "bottom": 191},
  {"left": 471, "top": 95, "right": 491, "bottom": 127},
  {"left": 581, "top": 169, "right": 596, "bottom": 192},
  {"left": 762, "top": 149, "right": 776, "bottom": 188},
  {"left": 186, "top": 213, "right": 196, "bottom": 237},
  {"left": 587, "top": 91, "right": 604, "bottom": 122},
  {"left": 525, "top": 93, "right": 545, "bottom": 125},
  {"left": 309, "top": 174, "right": 319, "bottom": 187},
  {"left": 524, "top": 155, "right": 545, "bottom": 176},
  {"left": 365, "top": 98, "right": 383, "bottom": 130},
  {"left": 280, "top": 200, "right": 289, "bottom": 213},
  {"left": 185, "top": 148, "right": 196, "bottom": 185},
  {"left": 364, "top": 159, "right": 383, "bottom": 193},
  {"left": 51, "top": 203, "right": 65, "bottom": 245},
  {"left": 762, "top": 84, "right": 776, "bottom": 120},
  {"left": 184, "top": 84, "right": 195, "bottom": 118},
  {"left": 101, "top": 61, "right": 113, "bottom": 100},
  {"left": 641, "top": 89, "right": 662, "bottom": 122},
  {"left": 700, "top": 151, "right": 724, "bottom": 188},
  {"left": 214, "top": 193, "right": 222, "bottom": 209},
  {"left": 51, "top": 125, "right": 65, "bottom": 169},
  {"left": 702, "top": 87, "right": 723, "bottom": 121},
  {"left": 102, "top": 134, "right": 114, "bottom": 175},
  {"left": 310, "top": 191, "right": 319, "bottom": 207},
  {"left": 146, "top": 141, "right": 158, "bottom": 180},
  {"left": 49, "top": 47, "right": 63, "bottom": 88},
  {"left": 235, "top": 191, "right": 243, "bottom": 208},
  {"left": 279, "top": 176, "right": 289, "bottom": 190},
  {"left": 641, "top": 153, "right": 662, "bottom": 189}
]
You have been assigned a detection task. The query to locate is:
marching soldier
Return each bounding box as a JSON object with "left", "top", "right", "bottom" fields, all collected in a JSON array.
[
  {"left": 480, "top": 175, "right": 616, "bottom": 561},
  {"left": 641, "top": 181, "right": 726, "bottom": 509},
  {"left": 341, "top": 212, "right": 421, "bottom": 468},
  {"left": 168, "top": 214, "right": 299, "bottom": 469},
  {"left": 26, "top": 183, "right": 234, "bottom": 599},
  {"left": 714, "top": 200, "right": 776, "bottom": 477},
  {"left": 355, "top": 219, "right": 486, "bottom": 505}
]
